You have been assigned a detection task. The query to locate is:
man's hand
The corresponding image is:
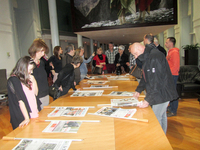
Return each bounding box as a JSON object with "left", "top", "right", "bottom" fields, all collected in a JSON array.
[
  {"left": 133, "top": 92, "right": 140, "bottom": 99},
  {"left": 58, "top": 86, "right": 63, "bottom": 91},
  {"left": 137, "top": 100, "right": 149, "bottom": 108}
]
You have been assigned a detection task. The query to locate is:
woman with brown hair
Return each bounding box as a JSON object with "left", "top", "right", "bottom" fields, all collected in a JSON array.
[
  {"left": 7, "top": 56, "right": 40, "bottom": 129},
  {"left": 48, "top": 46, "right": 63, "bottom": 82},
  {"left": 28, "top": 38, "right": 49, "bottom": 109}
]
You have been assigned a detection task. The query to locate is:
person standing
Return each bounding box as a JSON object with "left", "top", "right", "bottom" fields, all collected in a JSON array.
[
  {"left": 105, "top": 42, "right": 118, "bottom": 73},
  {"left": 165, "top": 37, "right": 180, "bottom": 117},
  {"left": 28, "top": 38, "right": 49, "bottom": 110},
  {"left": 7, "top": 56, "right": 40, "bottom": 129},
  {"left": 131, "top": 42, "right": 178, "bottom": 134},
  {"left": 65, "top": 44, "right": 75, "bottom": 65},
  {"left": 126, "top": 44, "right": 136, "bottom": 70},
  {"left": 154, "top": 37, "right": 167, "bottom": 56},
  {"left": 93, "top": 47, "right": 108, "bottom": 74},
  {"left": 48, "top": 46, "right": 63, "bottom": 82},
  {"left": 114, "top": 45, "right": 129, "bottom": 73},
  {"left": 55, "top": 55, "right": 83, "bottom": 99},
  {"left": 78, "top": 46, "right": 95, "bottom": 81}
]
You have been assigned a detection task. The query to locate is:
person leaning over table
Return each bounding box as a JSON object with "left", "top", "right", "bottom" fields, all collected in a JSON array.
[
  {"left": 114, "top": 45, "right": 129, "bottom": 73},
  {"left": 54, "top": 55, "right": 83, "bottom": 99},
  {"left": 78, "top": 46, "right": 95, "bottom": 81},
  {"left": 93, "top": 47, "right": 108, "bottom": 74},
  {"left": 7, "top": 56, "right": 40, "bottom": 129},
  {"left": 131, "top": 42, "right": 178, "bottom": 134},
  {"left": 28, "top": 38, "right": 49, "bottom": 110}
]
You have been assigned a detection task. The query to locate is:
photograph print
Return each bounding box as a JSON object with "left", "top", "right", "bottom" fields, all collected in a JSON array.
[{"left": 71, "top": 0, "right": 177, "bottom": 31}]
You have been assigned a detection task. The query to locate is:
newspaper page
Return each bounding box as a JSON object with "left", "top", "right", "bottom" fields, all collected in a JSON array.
[
  {"left": 93, "top": 107, "right": 136, "bottom": 119},
  {"left": 111, "top": 97, "right": 140, "bottom": 107},
  {"left": 12, "top": 139, "right": 72, "bottom": 150},
  {"left": 70, "top": 90, "right": 104, "bottom": 97},
  {"left": 108, "top": 91, "right": 135, "bottom": 96},
  {"left": 83, "top": 85, "right": 113, "bottom": 89},
  {"left": 86, "top": 80, "right": 109, "bottom": 84},
  {"left": 93, "top": 75, "right": 107, "bottom": 79},
  {"left": 42, "top": 120, "right": 82, "bottom": 133},
  {"left": 48, "top": 107, "right": 89, "bottom": 117},
  {"left": 107, "top": 76, "right": 130, "bottom": 80}
]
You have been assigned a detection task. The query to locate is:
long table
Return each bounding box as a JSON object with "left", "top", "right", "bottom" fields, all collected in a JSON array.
[{"left": 0, "top": 75, "right": 172, "bottom": 150}]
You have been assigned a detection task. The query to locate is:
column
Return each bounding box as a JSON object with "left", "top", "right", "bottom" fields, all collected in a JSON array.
[
  {"left": 77, "top": 34, "right": 83, "bottom": 48},
  {"left": 48, "top": 0, "right": 60, "bottom": 49},
  {"left": 90, "top": 39, "right": 94, "bottom": 55},
  {"left": 97, "top": 41, "right": 100, "bottom": 47}
]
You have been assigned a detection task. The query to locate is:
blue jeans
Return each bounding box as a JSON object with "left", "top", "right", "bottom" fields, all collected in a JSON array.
[
  {"left": 168, "top": 75, "right": 179, "bottom": 114},
  {"left": 152, "top": 101, "right": 169, "bottom": 134}
]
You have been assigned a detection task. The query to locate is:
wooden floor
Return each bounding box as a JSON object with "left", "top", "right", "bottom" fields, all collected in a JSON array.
[{"left": 0, "top": 97, "right": 199, "bottom": 149}]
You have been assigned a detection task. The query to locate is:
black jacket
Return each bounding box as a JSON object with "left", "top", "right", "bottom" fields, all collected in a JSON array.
[
  {"left": 55, "top": 64, "right": 76, "bottom": 96},
  {"left": 136, "top": 44, "right": 178, "bottom": 105},
  {"left": 114, "top": 53, "right": 129, "bottom": 70},
  {"left": 157, "top": 45, "right": 167, "bottom": 56}
]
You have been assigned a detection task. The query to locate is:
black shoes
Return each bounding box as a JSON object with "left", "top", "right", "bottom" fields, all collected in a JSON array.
[{"left": 167, "top": 111, "right": 176, "bottom": 117}]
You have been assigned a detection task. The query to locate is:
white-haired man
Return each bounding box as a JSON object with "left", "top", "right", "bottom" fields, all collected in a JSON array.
[{"left": 131, "top": 42, "right": 178, "bottom": 134}]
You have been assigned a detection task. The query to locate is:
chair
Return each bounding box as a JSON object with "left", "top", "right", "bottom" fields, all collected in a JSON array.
[{"left": 0, "top": 69, "right": 8, "bottom": 106}]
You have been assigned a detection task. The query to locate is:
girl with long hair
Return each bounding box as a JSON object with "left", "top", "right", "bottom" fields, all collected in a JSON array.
[{"left": 7, "top": 56, "right": 40, "bottom": 130}]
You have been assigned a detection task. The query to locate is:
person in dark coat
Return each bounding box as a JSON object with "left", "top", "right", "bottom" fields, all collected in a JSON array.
[
  {"left": 130, "top": 42, "right": 178, "bottom": 134},
  {"left": 54, "top": 55, "right": 83, "bottom": 99},
  {"left": 114, "top": 45, "right": 129, "bottom": 73},
  {"left": 154, "top": 37, "right": 167, "bottom": 56}
]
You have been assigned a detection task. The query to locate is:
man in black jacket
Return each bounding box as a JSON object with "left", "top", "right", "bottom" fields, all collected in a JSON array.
[
  {"left": 131, "top": 42, "right": 178, "bottom": 134},
  {"left": 55, "top": 55, "right": 83, "bottom": 99}
]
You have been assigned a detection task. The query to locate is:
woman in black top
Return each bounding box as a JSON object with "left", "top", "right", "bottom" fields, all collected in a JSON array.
[
  {"left": 54, "top": 55, "right": 83, "bottom": 99},
  {"left": 114, "top": 45, "right": 129, "bottom": 73},
  {"left": 28, "top": 38, "right": 49, "bottom": 110},
  {"left": 48, "top": 46, "right": 63, "bottom": 82}
]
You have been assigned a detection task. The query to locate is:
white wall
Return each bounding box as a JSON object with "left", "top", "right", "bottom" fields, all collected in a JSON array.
[
  {"left": 0, "top": 0, "right": 18, "bottom": 76},
  {"left": 193, "top": 0, "right": 200, "bottom": 66},
  {"left": 160, "top": 0, "right": 200, "bottom": 67}
]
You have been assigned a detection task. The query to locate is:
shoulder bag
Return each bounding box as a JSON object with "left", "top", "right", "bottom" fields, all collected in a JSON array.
[
  {"left": 92, "top": 56, "right": 103, "bottom": 74},
  {"left": 49, "top": 73, "right": 70, "bottom": 100},
  {"left": 129, "top": 64, "right": 142, "bottom": 79}
]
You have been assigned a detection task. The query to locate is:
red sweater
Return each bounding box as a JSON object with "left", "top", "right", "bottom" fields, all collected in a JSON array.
[{"left": 166, "top": 48, "right": 180, "bottom": 75}]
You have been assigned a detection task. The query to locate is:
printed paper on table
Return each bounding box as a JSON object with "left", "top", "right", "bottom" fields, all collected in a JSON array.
[
  {"left": 42, "top": 120, "right": 82, "bottom": 133},
  {"left": 12, "top": 139, "right": 72, "bottom": 150},
  {"left": 48, "top": 107, "right": 89, "bottom": 117},
  {"left": 70, "top": 90, "right": 104, "bottom": 97}
]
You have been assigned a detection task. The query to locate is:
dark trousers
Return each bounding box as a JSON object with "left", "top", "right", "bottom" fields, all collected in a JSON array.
[
  {"left": 168, "top": 75, "right": 179, "bottom": 114},
  {"left": 106, "top": 64, "right": 116, "bottom": 73}
]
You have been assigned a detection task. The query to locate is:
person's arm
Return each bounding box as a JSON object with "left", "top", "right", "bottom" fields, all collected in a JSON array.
[
  {"left": 105, "top": 56, "right": 108, "bottom": 64},
  {"left": 170, "top": 51, "right": 180, "bottom": 75},
  {"left": 18, "top": 100, "right": 30, "bottom": 127},
  {"left": 114, "top": 54, "right": 118, "bottom": 65},
  {"left": 135, "top": 75, "right": 146, "bottom": 93},
  {"left": 83, "top": 53, "right": 94, "bottom": 63},
  {"left": 92, "top": 59, "right": 96, "bottom": 67}
]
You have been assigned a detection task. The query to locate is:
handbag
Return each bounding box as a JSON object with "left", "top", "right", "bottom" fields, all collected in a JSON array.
[
  {"left": 92, "top": 67, "right": 103, "bottom": 74},
  {"left": 49, "top": 73, "right": 70, "bottom": 100},
  {"left": 49, "top": 84, "right": 60, "bottom": 100},
  {"left": 129, "top": 64, "right": 142, "bottom": 79},
  {"left": 92, "top": 56, "right": 103, "bottom": 74}
]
